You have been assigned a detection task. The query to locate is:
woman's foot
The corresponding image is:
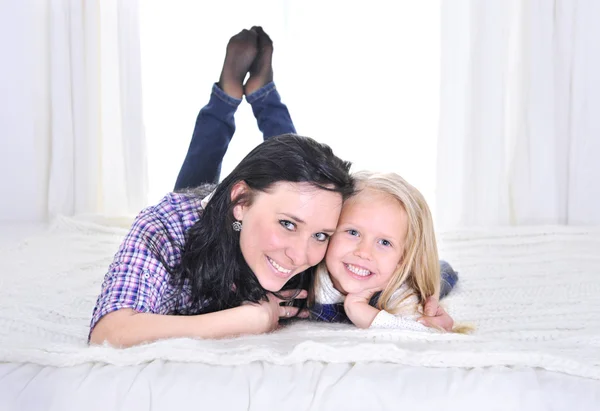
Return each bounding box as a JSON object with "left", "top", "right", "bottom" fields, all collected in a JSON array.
[
  {"left": 218, "top": 29, "right": 258, "bottom": 99},
  {"left": 244, "top": 26, "right": 274, "bottom": 96}
]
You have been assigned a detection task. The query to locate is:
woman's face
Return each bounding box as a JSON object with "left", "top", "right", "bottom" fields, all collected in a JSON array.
[
  {"left": 325, "top": 189, "right": 408, "bottom": 295},
  {"left": 233, "top": 182, "right": 343, "bottom": 292}
]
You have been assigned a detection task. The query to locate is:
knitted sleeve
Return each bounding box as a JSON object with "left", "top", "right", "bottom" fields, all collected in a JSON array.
[{"left": 370, "top": 310, "right": 436, "bottom": 332}]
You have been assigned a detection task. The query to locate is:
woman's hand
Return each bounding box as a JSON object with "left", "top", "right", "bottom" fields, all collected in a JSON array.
[
  {"left": 417, "top": 296, "right": 454, "bottom": 331},
  {"left": 344, "top": 288, "right": 381, "bottom": 328},
  {"left": 244, "top": 289, "right": 309, "bottom": 334}
]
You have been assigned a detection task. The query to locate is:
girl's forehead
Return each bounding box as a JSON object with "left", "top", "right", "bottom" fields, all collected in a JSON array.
[
  {"left": 341, "top": 189, "right": 406, "bottom": 221},
  {"left": 338, "top": 189, "right": 409, "bottom": 240},
  {"left": 344, "top": 187, "right": 400, "bottom": 209}
]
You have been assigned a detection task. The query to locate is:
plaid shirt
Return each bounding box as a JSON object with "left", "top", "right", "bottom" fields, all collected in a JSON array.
[
  {"left": 310, "top": 302, "right": 353, "bottom": 324},
  {"left": 310, "top": 261, "right": 459, "bottom": 323},
  {"left": 89, "top": 193, "right": 204, "bottom": 335}
]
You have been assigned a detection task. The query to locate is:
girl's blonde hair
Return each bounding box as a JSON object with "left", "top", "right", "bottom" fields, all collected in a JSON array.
[{"left": 311, "top": 170, "right": 440, "bottom": 314}]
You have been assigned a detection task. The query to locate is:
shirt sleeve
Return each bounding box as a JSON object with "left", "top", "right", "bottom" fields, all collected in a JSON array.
[
  {"left": 89, "top": 207, "right": 178, "bottom": 333},
  {"left": 369, "top": 310, "right": 436, "bottom": 332}
]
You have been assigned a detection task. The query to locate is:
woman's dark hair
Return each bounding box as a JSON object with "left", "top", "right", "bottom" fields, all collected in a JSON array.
[{"left": 171, "top": 134, "right": 354, "bottom": 314}]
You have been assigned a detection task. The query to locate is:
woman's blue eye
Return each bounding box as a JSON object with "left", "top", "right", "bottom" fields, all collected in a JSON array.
[
  {"left": 313, "top": 232, "right": 330, "bottom": 242},
  {"left": 379, "top": 239, "right": 392, "bottom": 247},
  {"left": 279, "top": 220, "right": 296, "bottom": 231},
  {"left": 347, "top": 229, "right": 359, "bottom": 237}
]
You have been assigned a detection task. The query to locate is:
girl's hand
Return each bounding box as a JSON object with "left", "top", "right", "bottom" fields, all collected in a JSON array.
[
  {"left": 344, "top": 288, "right": 381, "bottom": 329},
  {"left": 244, "top": 289, "right": 309, "bottom": 334}
]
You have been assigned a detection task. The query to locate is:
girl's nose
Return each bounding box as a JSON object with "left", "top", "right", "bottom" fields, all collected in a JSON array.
[{"left": 354, "top": 240, "right": 373, "bottom": 261}]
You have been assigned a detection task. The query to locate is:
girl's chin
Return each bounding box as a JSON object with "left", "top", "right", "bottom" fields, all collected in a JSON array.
[{"left": 332, "top": 278, "right": 368, "bottom": 296}]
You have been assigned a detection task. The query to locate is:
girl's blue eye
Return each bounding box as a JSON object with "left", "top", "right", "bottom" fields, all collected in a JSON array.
[
  {"left": 313, "top": 232, "right": 330, "bottom": 242},
  {"left": 379, "top": 239, "right": 392, "bottom": 247},
  {"left": 279, "top": 220, "right": 296, "bottom": 231},
  {"left": 347, "top": 229, "right": 359, "bottom": 237}
]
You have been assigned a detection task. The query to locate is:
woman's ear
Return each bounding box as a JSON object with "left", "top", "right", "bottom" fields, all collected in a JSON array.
[{"left": 230, "top": 181, "right": 249, "bottom": 221}]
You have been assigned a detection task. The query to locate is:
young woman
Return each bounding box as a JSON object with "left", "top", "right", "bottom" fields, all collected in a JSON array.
[{"left": 88, "top": 29, "right": 355, "bottom": 347}]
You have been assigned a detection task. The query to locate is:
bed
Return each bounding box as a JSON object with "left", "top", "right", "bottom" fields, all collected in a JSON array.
[{"left": 1, "top": 217, "right": 599, "bottom": 410}]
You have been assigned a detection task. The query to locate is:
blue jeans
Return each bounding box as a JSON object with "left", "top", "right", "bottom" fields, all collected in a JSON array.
[
  {"left": 174, "top": 82, "right": 296, "bottom": 189},
  {"left": 173, "top": 82, "right": 458, "bottom": 300}
]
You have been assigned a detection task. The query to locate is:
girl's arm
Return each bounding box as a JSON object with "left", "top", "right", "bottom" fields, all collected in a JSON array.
[
  {"left": 343, "top": 289, "right": 381, "bottom": 328},
  {"left": 344, "top": 297, "right": 435, "bottom": 332},
  {"left": 344, "top": 287, "right": 449, "bottom": 332}
]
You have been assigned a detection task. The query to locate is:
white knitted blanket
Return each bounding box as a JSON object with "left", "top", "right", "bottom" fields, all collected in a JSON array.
[{"left": 1, "top": 217, "right": 599, "bottom": 380}]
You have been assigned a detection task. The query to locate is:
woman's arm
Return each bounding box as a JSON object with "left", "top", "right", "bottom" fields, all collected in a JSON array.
[
  {"left": 90, "top": 290, "right": 307, "bottom": 347},
  {"left": 89, "top": 306, "right": 266, "bottom": 347}
]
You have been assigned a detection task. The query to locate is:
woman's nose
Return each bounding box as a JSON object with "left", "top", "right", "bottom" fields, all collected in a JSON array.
[{"left": 284, "top": 236, "right": 310, "bottom": 267}]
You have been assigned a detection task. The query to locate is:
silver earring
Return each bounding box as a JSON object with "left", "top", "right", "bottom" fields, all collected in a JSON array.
[{"left": 232, "top": 220, "right": 242, "bottom": 232}]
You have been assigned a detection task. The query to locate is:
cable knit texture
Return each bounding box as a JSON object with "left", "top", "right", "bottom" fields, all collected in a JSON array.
[{"left": 0, "top": 217, "right": 599, "bottom": 380}]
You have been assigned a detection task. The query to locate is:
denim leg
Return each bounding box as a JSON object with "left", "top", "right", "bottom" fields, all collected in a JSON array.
[
  {"left": 246, "top": 81, "right": 296, "bottom": 140},
  {"left": 174, "top": 84, "right": 242, "bottom": 189},
  {"left": 439, "top": 260, "right": 459, "bottom": 299}
]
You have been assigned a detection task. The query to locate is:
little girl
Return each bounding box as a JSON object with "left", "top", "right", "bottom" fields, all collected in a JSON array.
[{"left": 309, "top": 170, "right": 458, "bottom": 332}]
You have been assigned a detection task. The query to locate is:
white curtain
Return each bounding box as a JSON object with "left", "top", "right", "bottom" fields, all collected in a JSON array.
[
  {"left": 139, "top": 0, "right": 441, "bottom": 209},
  {"left": 47, "top": 0, "right": 147, "bottom": 217},
  {"left": 437, "top": 0, "right": 600, "bottom": 227}
]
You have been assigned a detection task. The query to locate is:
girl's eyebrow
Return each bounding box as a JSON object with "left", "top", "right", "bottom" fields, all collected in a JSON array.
[
  {"left": 338, "top": 220, "right": 401, "bottom": 241},
  {"left": 281, "top": 213, "right": 336, "bottom": 233}
]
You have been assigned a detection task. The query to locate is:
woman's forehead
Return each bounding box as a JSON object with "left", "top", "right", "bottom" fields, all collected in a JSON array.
[
  {"left": 255, "top": 182, "right": 342, "bottom": 208},
  {"left": 252, "top": 182, "right": 343, "bottom": 226}
]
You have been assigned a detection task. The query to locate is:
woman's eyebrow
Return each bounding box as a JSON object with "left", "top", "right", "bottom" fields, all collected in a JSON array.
[
  {"left": 281, "top": 213, "right": 336, "bottom": 233},
  {"left": 281, "top": 213, "right": 306, "bottom": 224}
]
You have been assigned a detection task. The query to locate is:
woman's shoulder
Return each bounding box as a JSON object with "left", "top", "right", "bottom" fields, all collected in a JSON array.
[
  {"left": 162, "top": 192, "right": 204, "bottom": 213},
  {"left": 151, "top": 185, "right": 216, "bottom": 223},
  {"left": 129, "top": 186, "right": 213, "bottom": 238}
]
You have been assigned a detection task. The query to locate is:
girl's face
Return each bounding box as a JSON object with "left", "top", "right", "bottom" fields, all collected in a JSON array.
[
  {"left": 325, "top": 189, "right": 408, "bottom": 295},
  {"left": 233, "top": 182, "right": 343, "bottom": 292}
]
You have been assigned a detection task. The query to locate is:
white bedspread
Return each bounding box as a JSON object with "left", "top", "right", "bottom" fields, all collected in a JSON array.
[
  {"left": 2, "top": 362, "right": 599, "bottom": 411},
  {"left": 0, "top": 217, "right": 599, "bottom": 380}
]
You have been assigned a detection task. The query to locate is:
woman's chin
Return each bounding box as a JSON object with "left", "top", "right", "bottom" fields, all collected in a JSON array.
[{"left": 256, "top": 276, "right": 286, "bottom": 293}]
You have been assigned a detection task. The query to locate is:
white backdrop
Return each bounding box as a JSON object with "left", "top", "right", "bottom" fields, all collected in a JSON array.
[
  {"left": 0, "top": 0, "right": 441, "bottom": 222},
  {"left": 47, "top": 0, "right": 147, "bottom": 217},
  {"left": 0, "top": 0, "right": 50, "bottom": 222},
  {"left": 139, "top": 0, "right": 441, "bottom": 210},
  {"left": 4, "top": 1, "right": 596, "bottom": 226},
  {"left": 0, "top": 0, "right": 147, "bottom": 222},
  {"left": 437, "top": 0, "right": 600, "bottom": 227}
]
